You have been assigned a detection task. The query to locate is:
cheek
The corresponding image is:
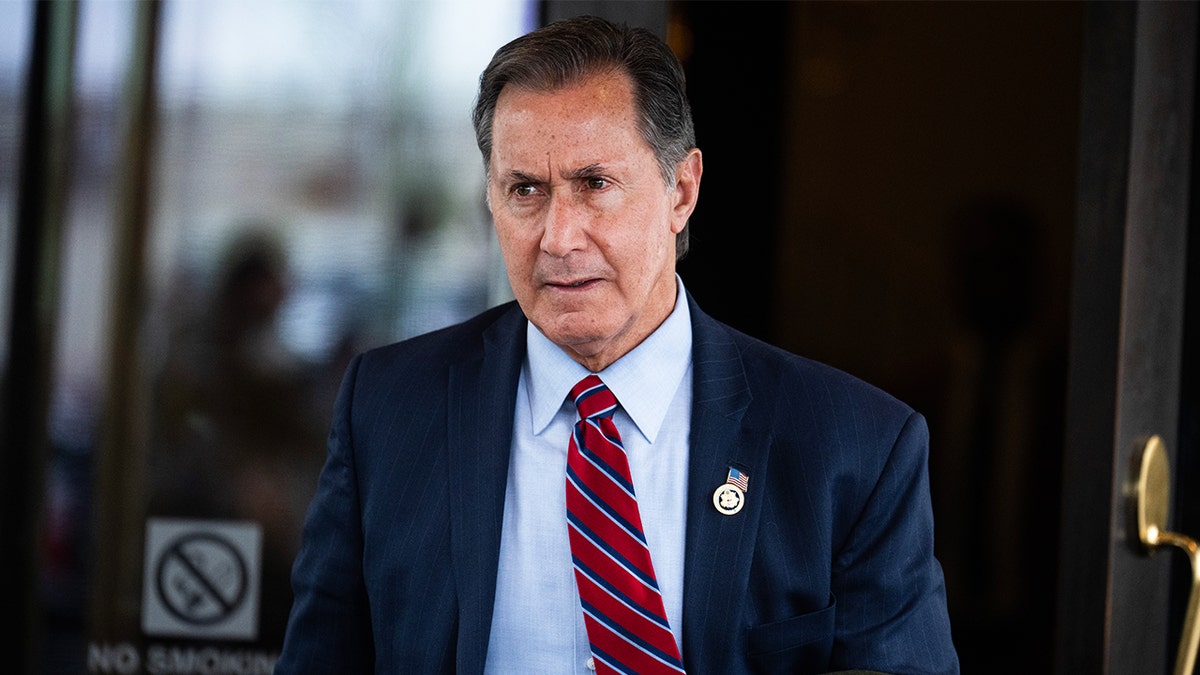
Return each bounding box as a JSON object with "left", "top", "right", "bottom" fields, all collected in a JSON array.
[
  {"left": 493, "top": 222, "right": 538, "bottom": 278},
  {"left": 493, "top": 215, "right": 532, "bottom": 251},
  {"left": 606, "top": 213, "right": 674, "bottom": 267}
]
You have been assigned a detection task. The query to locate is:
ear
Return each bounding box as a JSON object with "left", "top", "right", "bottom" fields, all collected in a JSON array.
[{"left": 669, "top": 149, "right": 703, "bottom": 234}]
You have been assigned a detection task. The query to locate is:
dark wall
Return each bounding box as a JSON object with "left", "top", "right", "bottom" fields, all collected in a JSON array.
[
  {"left": 674, "top": 1, "right": 788, "bottom": 341},
  {"left": 673, "top": 3, "right": 1084, "bottom": 673}
]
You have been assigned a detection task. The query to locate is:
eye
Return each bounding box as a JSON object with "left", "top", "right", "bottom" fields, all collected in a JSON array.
[
  {"left": 585, "top": 177, "right": 609, "bottom": 190},
  {"left": 513, "top": 184, "right": 536, "bottom": 197}
]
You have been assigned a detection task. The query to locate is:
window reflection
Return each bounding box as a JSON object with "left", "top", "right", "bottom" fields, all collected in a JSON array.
[
  {"left": 149, "top": 225, "right": 326, "bottom": 647},
  {"left": 24, "top": 0, "right": 530, "bottom": 669},
  {"left": 143, "top": 0, "right": 528, "bottom": 654}
]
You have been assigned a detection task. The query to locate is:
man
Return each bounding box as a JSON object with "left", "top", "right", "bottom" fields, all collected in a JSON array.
[{"left": 277, "top": 15, "right": 958, "bottom": 674}]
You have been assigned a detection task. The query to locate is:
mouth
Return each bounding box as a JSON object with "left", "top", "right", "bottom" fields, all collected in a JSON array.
[{"left": 546, "top": 278, "right": 602, "bottom": 291}]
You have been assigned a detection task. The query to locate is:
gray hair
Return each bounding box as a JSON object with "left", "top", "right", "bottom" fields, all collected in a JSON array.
[{"left": 472, "top": 15, "right": 696, "bottom": 259}]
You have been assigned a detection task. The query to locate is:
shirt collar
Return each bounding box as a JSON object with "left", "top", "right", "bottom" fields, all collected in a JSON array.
[{"left": 526, "top": 275, "right": 693, "bottom": 443}]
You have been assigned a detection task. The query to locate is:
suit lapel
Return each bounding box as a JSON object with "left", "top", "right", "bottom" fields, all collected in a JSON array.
[
  {"left": 682, "top": 297, "right": 771, "bottom": 670},
  {"left": 447, "top": 304, "right": 526, "bottom": 674}
]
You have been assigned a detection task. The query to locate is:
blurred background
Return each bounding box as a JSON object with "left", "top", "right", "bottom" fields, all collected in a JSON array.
[{"left": 1, "top": 1, "right": 1196, "bottom": 674}]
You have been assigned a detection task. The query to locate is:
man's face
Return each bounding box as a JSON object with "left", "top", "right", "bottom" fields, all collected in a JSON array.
[{"left": 487, "top": 70, "right": 702, "bottom": 372}]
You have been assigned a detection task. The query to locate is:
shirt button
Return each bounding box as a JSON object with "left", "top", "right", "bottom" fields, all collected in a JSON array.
[{"left": 586, "top": 656, "right": 596, "bottom": 671}]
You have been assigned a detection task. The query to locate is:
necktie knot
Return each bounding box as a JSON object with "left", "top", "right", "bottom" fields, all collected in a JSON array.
[{"left": 570, "top": 374, "right": 618, "bottom": 421}]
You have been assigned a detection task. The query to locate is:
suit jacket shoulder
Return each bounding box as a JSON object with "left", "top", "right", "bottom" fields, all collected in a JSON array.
[
  {"left": 353, "top": 301, "right": 523, "bottom": 388},
  {"left": 702, "top": 308, "right": 913, "bottom": 419}
]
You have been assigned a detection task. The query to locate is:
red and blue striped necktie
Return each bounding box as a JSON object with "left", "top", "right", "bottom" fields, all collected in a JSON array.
[{"left": 565, "top": 375, "right": 686, "bottom": 674}]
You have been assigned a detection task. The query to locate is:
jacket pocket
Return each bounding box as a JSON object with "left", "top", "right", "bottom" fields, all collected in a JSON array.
[{"left": 746, "top": 596, "right": 836, "bottom": 673}]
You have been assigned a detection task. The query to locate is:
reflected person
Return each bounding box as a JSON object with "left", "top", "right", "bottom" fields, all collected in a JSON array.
[
  {"left": 277, "top": 15, "right": 958, "bottom": 674},
  {"left": 151, "top": 228, "right": 326, "bottom": 647}
]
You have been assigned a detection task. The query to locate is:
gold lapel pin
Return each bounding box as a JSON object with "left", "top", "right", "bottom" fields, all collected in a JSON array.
[{"left": 713, "top": 466, "right": 749, "bottom": 516}]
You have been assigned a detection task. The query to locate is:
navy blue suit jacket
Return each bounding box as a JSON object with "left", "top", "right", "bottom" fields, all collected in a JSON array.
[{"left": 277, "top": 296, "right": 959, "bottom": 673}]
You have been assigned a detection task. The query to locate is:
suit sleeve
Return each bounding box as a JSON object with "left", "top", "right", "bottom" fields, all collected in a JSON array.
[
  {"left": 275, "top": 354, "right": 374, "bottom": 673},
  {"left": 831, "top": 412, "right": 959, "bottom": 674}
]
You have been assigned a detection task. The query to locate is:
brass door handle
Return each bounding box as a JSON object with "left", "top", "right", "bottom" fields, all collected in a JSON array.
[{"left": 1134, "top": 435, "right": 1200, "bottom": 675}]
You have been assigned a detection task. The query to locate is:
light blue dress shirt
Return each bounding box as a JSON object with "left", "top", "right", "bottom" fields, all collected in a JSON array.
[{"left": 484, "top": 277, "right": 694, "bottom": 673}]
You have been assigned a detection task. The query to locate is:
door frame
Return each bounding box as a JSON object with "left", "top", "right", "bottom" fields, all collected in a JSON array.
[{"left": 1055, "top": 1, "right": 1196, "bottom": 672}]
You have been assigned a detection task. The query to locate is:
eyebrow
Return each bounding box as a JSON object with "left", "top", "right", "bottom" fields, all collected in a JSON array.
[
  {"left": 565, "top": 164, "right": 605, "bottom": 180},
  {"left": 500, "top": 163, "right": 610, "bottom": 186},
  {"left": 503, "top": 170, "right": 544, "bottom": 185}
]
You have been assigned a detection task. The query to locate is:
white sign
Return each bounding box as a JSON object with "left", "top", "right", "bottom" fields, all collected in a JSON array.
[{"left": 141, "top": 518, "right": 263, "bottom": 641}]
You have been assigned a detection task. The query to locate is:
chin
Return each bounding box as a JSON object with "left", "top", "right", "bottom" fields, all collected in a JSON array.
[{"left": 543, "top": 321, "right": 613, "bottom": 355}]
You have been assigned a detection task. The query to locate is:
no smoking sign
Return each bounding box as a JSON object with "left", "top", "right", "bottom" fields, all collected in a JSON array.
[{"left": 142, "top": 518, "right": 262, "bottom": 640}]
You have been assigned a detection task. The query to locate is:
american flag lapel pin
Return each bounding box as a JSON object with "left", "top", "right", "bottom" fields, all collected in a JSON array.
[{"left": 712, "top": 466, "right": 749, "bottom": 516}]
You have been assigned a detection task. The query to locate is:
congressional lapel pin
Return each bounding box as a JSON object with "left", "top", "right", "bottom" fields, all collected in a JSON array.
[{"left": 712, "top": 466, "right": 750, "bottom": 516}]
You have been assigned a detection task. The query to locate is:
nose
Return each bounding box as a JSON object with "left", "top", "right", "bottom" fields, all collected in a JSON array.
[{"left": 540, "top": 193, "right": 588, "bottom": 257}]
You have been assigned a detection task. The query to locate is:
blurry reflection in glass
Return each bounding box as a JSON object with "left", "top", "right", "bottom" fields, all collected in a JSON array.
[{"left": 149, "top": 226, "right": 327, "bottom": 646}]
